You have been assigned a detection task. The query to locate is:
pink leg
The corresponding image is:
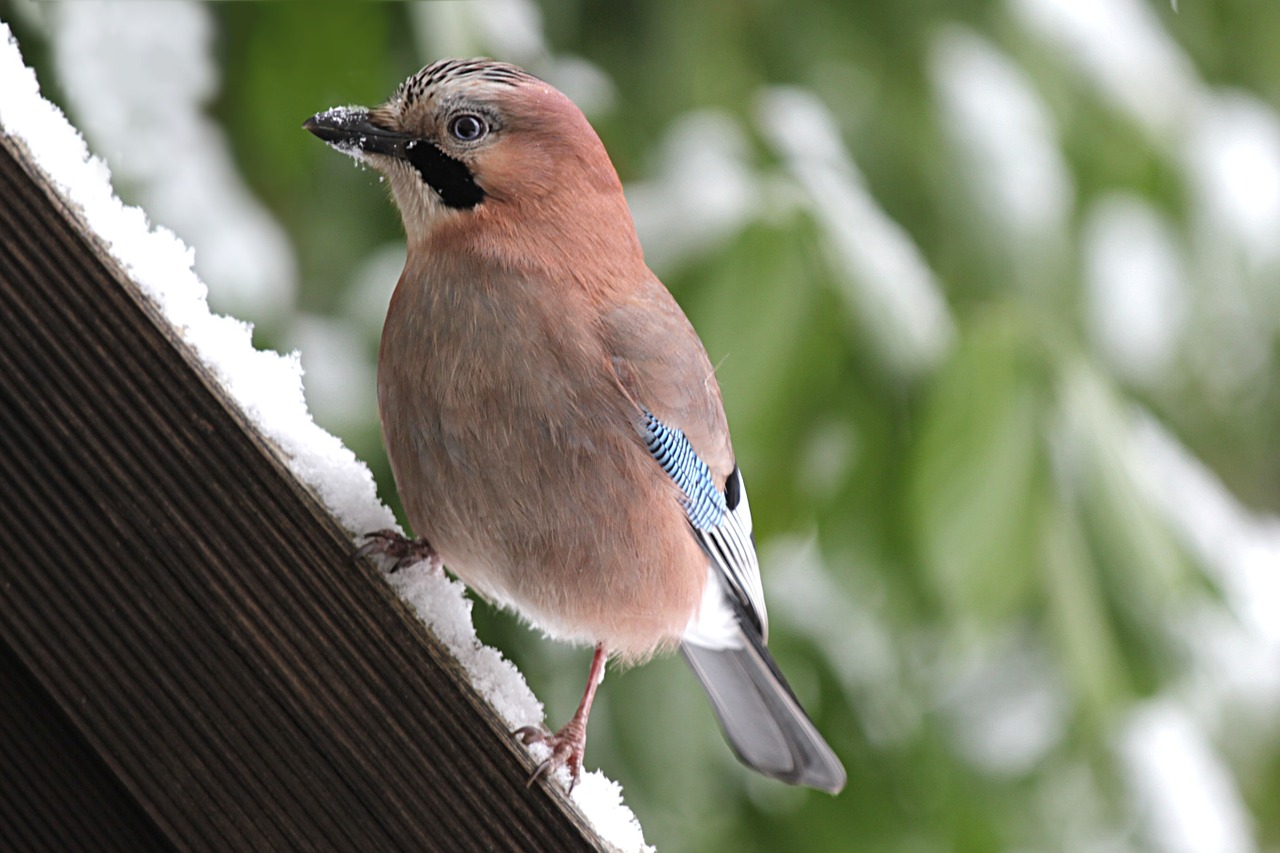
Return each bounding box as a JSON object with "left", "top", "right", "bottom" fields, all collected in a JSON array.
[{"left": 516, "top": 644, "right": 607, "bottom": 790}]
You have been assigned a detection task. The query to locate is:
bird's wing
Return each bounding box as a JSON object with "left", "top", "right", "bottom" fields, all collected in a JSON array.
[
  {"left": 639, "top": 412, "right": 767, "bottom": 640},
  {"left": 604, "top": 280, "right": 845, "bottom": 793},
  {"left": 640, "top": 410, "right": 845, "bottom": 793},
  {"left": 600, "top": 276, "right": 734, "bottom": 481},
  {"left": 601, "top": 276, "right": 765, "bottom": 638}
]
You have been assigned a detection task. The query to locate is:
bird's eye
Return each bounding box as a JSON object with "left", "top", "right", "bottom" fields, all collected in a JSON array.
[{"left": 448, "top": 114, "right": 488, "bottom": 143}]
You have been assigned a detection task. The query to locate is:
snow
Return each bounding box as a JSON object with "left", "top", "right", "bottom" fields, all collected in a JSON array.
[
  {"left": 1120, "top": 412, "right": 1278, "bottom": 853},
  {"left": 930, "top": 27, "right": 1073, "bottom": 246},
  {"left": 626, "top": 110, "right": 760, "bottom": 273},
  {"left": 1082, "top": 195, "right": 1187, "bottom": 385},
  {"left": 757, "top": 86, "right": 955, "bottom": 376},
  {"left": 1010, "top": 0, "right": 1200, "bottom": 139},
  {"left": 0, "top": 22, "right": 650, "bottom": 853},
  {"left": 307, "top": 106, "right": 375, "bottom": 161},
  {"left": 50, "top": 1, "right": 297, "bottom": 322},
  {"left": 1015, "top": 0, "right": 1280, "bottom": 414},
  {"left": 570, "top": 774, "right": 654, "bottom": 853},
  {"left": 388, "top": 564, "right": 545, "bottom": 731},
  {"left": 1132, "top": 415, "right": 1280, "bottom": 648},
  {"left": 1119, "top": 701, "right": 1255, "bottom": 853},
  {"left": 1184, "top": 92, "right": 1280, "bottom": 270}
]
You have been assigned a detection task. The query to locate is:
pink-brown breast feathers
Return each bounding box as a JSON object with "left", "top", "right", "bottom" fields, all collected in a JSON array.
[{"left": 378, "top": 251, "right": 710, "bottom": 660}]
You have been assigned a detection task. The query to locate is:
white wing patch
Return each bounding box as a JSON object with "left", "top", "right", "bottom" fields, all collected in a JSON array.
[{"left": 683, "top": 565, "right": 741, "bottom": 650}]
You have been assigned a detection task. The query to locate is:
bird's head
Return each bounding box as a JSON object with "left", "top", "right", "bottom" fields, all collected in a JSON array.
[{"left": 305, "top": 58, "right": 636, "bottom": 259}]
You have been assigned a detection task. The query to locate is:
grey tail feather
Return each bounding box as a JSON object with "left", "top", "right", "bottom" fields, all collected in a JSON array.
[{"left": 681, "top": 628, "right": 846, "bottom": 794}]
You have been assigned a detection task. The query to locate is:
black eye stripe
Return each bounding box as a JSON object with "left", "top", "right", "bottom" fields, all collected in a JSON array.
[{"left": 404, "top": 139, "right": 486, "bottom": 210}]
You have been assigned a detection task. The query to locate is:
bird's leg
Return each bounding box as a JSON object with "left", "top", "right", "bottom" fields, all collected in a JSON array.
[
  {"left": 516, "top": 644, "right": 607, "bottom": 791},
  {"left": 354, "top": 529, "right": 441, "bottom": 574}
]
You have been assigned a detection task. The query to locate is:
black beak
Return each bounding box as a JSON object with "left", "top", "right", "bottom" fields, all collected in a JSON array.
[
  {"left": 305, "top": 106, "right": 487, "bottom": 210},
  {"left": 303, "top": 108, "right": 412, "bottom": 158}
]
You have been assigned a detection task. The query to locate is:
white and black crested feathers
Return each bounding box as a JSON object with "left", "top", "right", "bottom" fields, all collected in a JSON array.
[{"left": 395, "top": 58, "right": 536, "bottom": 110}]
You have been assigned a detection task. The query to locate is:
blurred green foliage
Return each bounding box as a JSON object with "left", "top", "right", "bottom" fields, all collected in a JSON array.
[{"left": 6, "top": 1, "right": 1279, "bottom": 850}]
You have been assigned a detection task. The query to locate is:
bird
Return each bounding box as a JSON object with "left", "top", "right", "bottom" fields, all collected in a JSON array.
[{"left": 305, "top": 58, "right": 845, "bottom": 794}]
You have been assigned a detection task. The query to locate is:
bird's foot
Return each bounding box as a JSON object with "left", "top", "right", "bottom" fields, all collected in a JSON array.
[
  {"left": 515, "top": 719, "right": 588, "bottom": 791},
  {"left": 354, "top": 529, "right": 441, "bottom": 574}
]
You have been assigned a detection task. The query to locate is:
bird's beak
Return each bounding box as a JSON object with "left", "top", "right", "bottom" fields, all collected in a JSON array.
[
  {"left": 303, "top": 108, "right": 411, "bottom": 159},
  {"left": 306, "top": 104, "right": 487, "bottom": 210}
]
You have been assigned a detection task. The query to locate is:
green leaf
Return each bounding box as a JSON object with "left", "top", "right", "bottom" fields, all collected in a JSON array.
[
  {"left": 909, "top": 308, "right": 1047, "bottom": 628},
  {"left": 1039, "top": 498, "right": 1131, "bottom": 720}
]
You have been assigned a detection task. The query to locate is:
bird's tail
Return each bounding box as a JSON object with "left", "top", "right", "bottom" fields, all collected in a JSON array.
[{"left": 681, "top": 628, "right": 846, "bottom": 794}]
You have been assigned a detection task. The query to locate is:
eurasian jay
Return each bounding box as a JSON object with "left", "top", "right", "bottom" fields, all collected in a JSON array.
[{"left": 306, "top": 58, "right": 845, "bottom": 794}]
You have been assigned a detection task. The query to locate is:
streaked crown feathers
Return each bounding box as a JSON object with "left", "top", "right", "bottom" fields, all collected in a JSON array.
[{"left": 394, "top": 58, "right": 537, "bottom": 110}]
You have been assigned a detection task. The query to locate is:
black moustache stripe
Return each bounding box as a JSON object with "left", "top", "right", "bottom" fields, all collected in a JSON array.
[{"left": 405, "top": 140, "right": 486, "bottom": 210}]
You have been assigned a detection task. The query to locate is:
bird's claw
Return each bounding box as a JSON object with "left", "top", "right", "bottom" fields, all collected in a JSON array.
[
  {"left": 354, "top": 529, "right": 441, "bottom": 574},
  {"left": 515, "top": 721, "right": 587, "bottom": 791}
]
